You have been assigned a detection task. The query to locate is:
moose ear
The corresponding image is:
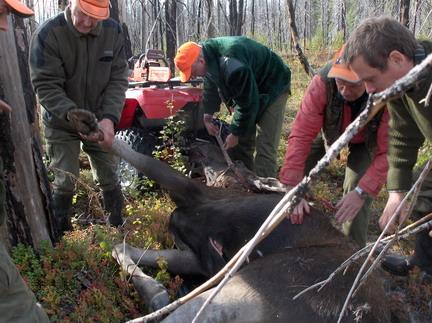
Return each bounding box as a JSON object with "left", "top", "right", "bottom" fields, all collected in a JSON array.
[{"left": 209, "top": 237, "right": 224, "bottom": 257}]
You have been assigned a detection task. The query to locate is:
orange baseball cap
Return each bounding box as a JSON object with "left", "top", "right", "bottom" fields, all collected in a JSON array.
[
  {"left": 328, "top": 45, "right": 360, "bottom": 83},
  {"left": 78, "top": 0, "right": 110, "bottom": 20},
  {"left": 4, "top": 0, "right": 34, "bottom": 17},
  {"left": 174, "top": 42, "right": 201, "bottom": 82}
]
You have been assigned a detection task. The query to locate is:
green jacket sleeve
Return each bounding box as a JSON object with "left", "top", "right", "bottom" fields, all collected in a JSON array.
[
  {"left": 100, "top": 29, "right": 128, "bottom": 123},
  {"left": 226, "top": 66, "right": 259, "bottom": 135},
  {"left": 29, "top": 30, "right": 77, "bottom": 120},
  {"left": 387, "top": 96, "right": 424, "bottom": 191}
]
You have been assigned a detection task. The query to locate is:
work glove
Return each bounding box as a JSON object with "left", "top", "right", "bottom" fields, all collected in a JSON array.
[{"left": 67, "top": 109, "right": 98, "bottom": 135}]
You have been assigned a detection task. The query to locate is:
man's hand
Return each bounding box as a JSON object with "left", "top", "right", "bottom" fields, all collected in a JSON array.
[
  {"left": 224, "top": 133, "right": 238, "bottom": 150},
  {"left": 96, "top": 118, "right": 115, "bottom": 149},
  {"left": 0, "top": 99, "right": 11, "bottom": 113},
  {"left": 203, "top": 114, "right": 219, "bottom": 136},
  {"left": 335, "top": 190, "right": 366, "bottom": 224},
  {"left": 286, "top": 198, "right": 311, "bottom": 224},
  {"left": 379, "top": 192, "right": 407, "bottom": 233},
  {"left": 281, "top": 185, "right": 311, "bottom": 224}
]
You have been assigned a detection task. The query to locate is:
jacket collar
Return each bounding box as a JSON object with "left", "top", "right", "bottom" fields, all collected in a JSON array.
[{"left": 64, "top": 6, "right": 102, "bottom": 38}]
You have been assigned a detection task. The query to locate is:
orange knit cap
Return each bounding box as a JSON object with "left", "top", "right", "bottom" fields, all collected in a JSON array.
[
  {"left": 174, "top": 42, "right": 201, "bottom": 82},
  {"left": 328, "top": 44, "right": 360, "bottom": 83}
]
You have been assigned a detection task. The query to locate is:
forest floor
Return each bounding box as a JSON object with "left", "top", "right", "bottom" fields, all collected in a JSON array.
[{"left": 12, "top": 51, "right": 432, "bottom": 322}]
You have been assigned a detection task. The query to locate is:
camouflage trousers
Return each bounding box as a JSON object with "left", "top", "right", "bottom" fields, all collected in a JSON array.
[{"left": 229, "top": 90, "right": 289, "bottom": 178}]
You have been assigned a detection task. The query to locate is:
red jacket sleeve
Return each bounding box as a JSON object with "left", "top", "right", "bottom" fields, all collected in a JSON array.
[
  {"left": 279, "top": 75, "right": 328, "bottom": 186},
  {"left": 358, "top": 108, "right": 389, "bottom": 197}
]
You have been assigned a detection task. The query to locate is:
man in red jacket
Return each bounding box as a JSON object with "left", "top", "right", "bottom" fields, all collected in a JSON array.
[{"left": 279, "top": 46, "right": 389, "bottom": 247}]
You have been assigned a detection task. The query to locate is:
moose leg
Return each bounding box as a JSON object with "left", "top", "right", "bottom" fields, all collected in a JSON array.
[
  {"left": 116, "top": 244, "right": 204, "bottom": 275},
  {"left": 112, "top": 244, "right": 170, "bottom": 311}
]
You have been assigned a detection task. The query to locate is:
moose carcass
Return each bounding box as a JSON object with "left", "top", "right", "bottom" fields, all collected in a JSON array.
[{"left": 111, "top": 138, "right": 393, "bottom": 323}]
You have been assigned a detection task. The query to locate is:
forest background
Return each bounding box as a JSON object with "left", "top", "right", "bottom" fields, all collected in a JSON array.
[{"left": 1, "top": 0, "right": 432, "bottom": 321}]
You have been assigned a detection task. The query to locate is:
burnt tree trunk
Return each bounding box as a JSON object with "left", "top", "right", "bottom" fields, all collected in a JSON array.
[
  {"left": 340, "top": 0, "right": 346, "bottom": 41},
  {"left": 412, "top": 0, "right": 420, "bottom": 34},
  {"left": 110, "top": 0, "right": 133, "bottom": 59},
  {"left": 58, "top": 0, "right": 67, "bottom": 11},
  {"left": 286, "top": 0, "right": 315, "bottom": 77},
  {"left": 110, "top": 0, "right": 120, "bottom": 21},
  {"left": 197, "top": 0, "right": 202, "bottom": 38},
  {"left": 206, "top": 0, "right": 216, "bottom": 38},
  {"left": 158, "top": 0, "right": 164, "bottom": 52},
  {"left": 236, "top": 0, "right": 244, "bottom": 35},
  {"left": 0, "top": 17, "right": 53, "bottom": 249},
  {"left": 303, "top": 0, "right": 307, "bottom": 49},
  {"left": 229, "top": 0, "right": 238, "bottom": 35},
  {"left": 399, "top": 0, "right": 410, "bottom": 28},
  {"left": 165, "top": 0, "right": 177, "bottom": 75},
  {"left": 250, "top": 0, "right": 255, "bottom": 36}
]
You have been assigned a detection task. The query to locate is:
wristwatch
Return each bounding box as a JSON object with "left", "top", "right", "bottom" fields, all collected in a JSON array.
[{"left": 354, "top": 186, "right": 369, "bottom": 200}]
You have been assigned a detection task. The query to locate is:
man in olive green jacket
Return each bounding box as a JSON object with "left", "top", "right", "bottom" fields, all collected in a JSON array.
[
  {"left": 1, "top": 0, "right": 50, "bottom": 321},
  {"left": 175, "top": 37, "right": 291, "bottom": 178},
  {"left": 345, "top": 16, "right": 432, "bottom": 276},
  {"left": 30, "top": 0, "right": 128, "bottom": 238}
]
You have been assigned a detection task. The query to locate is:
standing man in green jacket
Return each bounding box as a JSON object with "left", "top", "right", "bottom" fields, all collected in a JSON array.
[
  {"left": 174, "top": 37, "right": 291, "bottom": 178},
  {"left": 30, "top": 0, "right": 129, "bottom": 239},
  {"left": 344, "top": 16, "right": 432, "bottom": 275},
  {"left": 1, "top": 0, "right": 50, "bottom": 321}
]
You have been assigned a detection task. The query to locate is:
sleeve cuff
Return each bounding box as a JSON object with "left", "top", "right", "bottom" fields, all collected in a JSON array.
[
  {"left": 357, "top": 177, "right": 383, "bottom": 197},
  {"left": 387, "top": 167, "right": 413, "bottom": 191},
  {"left": 279, "top": 168, "right": 303, "bottom": 187}
]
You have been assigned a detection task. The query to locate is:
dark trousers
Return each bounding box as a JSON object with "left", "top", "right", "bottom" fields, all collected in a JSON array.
[{"left": 411, "top": 168, "right": 432, "bottom": 269}]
